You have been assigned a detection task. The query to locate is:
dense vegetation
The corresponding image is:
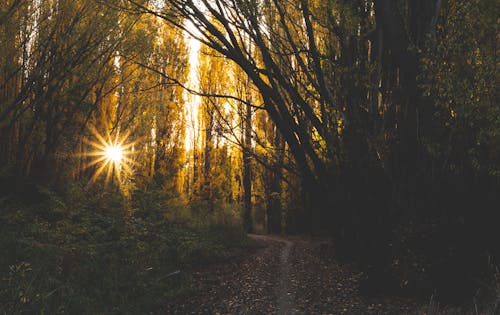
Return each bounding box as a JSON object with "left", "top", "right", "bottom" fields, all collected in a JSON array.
[
  {"left": 0, "top": 182, "right": 251, "bottom": 313},
  {"left": 1, "top": 0, "right": 498, "bottom": 311}
]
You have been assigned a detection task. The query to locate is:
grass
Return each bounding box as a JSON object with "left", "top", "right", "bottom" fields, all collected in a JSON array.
[
  {"left": 0, "top": 185, "right": 251, "bottom": 314},
  {"left": 411, "top": 293, "right": 500, "bottom": 315}
]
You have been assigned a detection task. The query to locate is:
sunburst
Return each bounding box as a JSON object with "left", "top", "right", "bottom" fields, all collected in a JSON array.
[{"left": 82, "top": 125, "right": 137, "bottom": 187}]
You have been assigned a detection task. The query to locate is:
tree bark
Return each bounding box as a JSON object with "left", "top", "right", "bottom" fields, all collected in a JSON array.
[
  {"left": 267, "top": 129, "right": 284, "bottom": 234},
  {"left": 243, "top": 99, "right": 253, "bottom": 232}
]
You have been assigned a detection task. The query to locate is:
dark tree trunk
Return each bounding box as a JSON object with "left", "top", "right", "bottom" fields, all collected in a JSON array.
[
  {"left": 374, "top": 0, "right": 441, "bottom": 214},
  {"left": 243, "top": 101, "right": 253, "bottom": 232},
  {"left": 266, "top": 130, "right": 284, "bottom": 234},
  {"left": 203, "top": 106, "right": 214, "bottom": 212}
]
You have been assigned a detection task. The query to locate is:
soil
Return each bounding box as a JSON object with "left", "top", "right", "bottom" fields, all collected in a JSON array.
[{"left": 161, "top": 234, "right": 420, "bottom": 314}]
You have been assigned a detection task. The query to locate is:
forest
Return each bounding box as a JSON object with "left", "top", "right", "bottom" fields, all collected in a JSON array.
[{"left": 0, "top": 0, "right": 498, "bottom": 313}]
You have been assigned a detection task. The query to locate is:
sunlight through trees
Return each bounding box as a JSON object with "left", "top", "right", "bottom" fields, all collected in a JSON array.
[{"left": 0, "top": 0, "right": 498, "bottom": 310}]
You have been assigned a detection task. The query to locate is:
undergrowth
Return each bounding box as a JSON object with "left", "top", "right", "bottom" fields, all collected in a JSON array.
[{"left": 0, "top": 182, "right": 250, "bottom": 314}]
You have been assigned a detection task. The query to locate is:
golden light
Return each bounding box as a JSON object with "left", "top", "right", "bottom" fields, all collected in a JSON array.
[
  {"left": 82, "top": 125, "right": 137, "bottom": 187},
  {"left": 105, "top": 145, "right": 123, "bottom": 164},
  {"left": 184, "top": 20, "right": 201, "bottom": 153}
]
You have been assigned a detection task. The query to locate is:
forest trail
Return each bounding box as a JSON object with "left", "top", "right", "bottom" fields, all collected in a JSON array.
[
  {"left": 248, "top": 234, "right": 295, "bottom": 314},
  {"left": 161, "top": 234, "right": 418, "bottom": 314}
]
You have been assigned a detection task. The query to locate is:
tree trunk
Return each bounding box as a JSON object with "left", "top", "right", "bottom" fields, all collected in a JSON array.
[
  {"left": 243, "top": 100, "right": 253, "bottom": 233},
  {"left": 203, "top": 106, "right": 214, "bottom": 212},
  {"left": 267, "top": 129, "right": 284, "bottom": 234}
]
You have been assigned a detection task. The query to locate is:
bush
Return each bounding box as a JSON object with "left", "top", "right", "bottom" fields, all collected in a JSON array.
[{"left": 0, "top": 184, "right": 250, "bottom": 314}]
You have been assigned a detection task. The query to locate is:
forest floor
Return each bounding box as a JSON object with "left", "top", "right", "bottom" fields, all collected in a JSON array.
[{"left": 161, "top": 234, "right": 422, "bottom": 314}]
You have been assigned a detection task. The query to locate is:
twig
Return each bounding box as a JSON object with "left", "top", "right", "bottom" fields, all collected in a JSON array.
[{"left": 156, "top": 270, "right": 181, "bottom": 283}]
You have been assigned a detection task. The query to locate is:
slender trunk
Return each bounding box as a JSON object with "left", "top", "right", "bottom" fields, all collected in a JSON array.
[
  {"left": 267, "top": 129, "right": 284, "bottom": 233},
  {"left": 203, "top": 107, "right": 214, "bottom": 211},
  {"left": 243, "top": 100, "right": 253, "bottom": 232}
]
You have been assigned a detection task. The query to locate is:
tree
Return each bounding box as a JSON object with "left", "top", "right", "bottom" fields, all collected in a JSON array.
[{"left": 0, "top": 0, "right": 127, "bottom": 181}]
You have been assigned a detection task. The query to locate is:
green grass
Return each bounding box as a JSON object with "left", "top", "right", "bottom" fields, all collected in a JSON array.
[{"left": 0, "top": 188, "right": 250, "bottom": 314}]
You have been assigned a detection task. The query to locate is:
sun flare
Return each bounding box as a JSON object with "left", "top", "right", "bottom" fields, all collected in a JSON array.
[
  {"left": 105, "top": 145, "right": 123, "bottom": 163},
  {"left": 82, "top": 126, "right": 136, "bottom": 186}
]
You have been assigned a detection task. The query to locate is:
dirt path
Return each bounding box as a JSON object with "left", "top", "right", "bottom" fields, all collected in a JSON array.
[
  {"left": 249, "top": 234, "right": 295, "bottom": 314},
  {"left": 161, "top": 234, "right": 419, "bottom": 314}
]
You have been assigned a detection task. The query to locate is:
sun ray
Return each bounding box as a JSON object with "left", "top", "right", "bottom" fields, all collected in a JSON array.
[
  {"left": 105, "top": 161, "right": 113, "bottom": 185},
  {"left": 88, "top": 161, "right": 109, "bottom": 187},
  {"left": 82, "top": 156, "right": 109, "bottom": 170}
]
